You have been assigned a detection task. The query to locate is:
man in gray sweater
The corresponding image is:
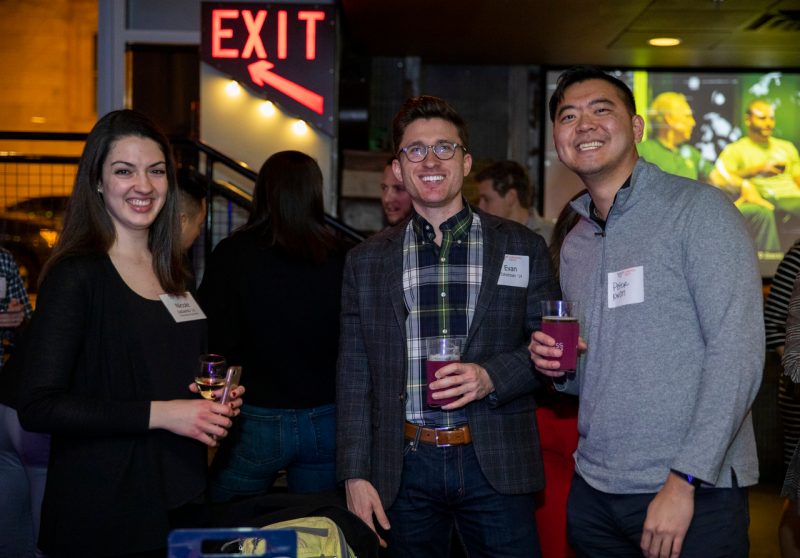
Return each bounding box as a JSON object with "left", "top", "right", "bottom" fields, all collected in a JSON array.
[{"left": 530, "top": 66, "right": 763, "bottom": 558}]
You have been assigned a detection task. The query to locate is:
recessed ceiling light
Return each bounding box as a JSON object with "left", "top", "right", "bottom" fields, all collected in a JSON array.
[{"left": 649, "top": 37, "right": 681, "bottom": 47}]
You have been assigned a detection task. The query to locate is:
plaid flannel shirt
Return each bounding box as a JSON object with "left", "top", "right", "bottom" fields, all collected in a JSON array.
[
  {"left": 402, "top": 203, "right": 483, "bottom": 428},
  {"left": 0, "top": 247, "right": 33, "bottom": 367}
]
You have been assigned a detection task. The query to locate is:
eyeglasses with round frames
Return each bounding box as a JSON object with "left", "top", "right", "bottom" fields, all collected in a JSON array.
[{"left": 398, "top": 142, "right": 467, "bottom": 163}]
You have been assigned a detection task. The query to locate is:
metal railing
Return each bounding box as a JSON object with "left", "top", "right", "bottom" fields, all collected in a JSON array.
[{"left": 0, "top": 131, "right": 363, "bottom": 289}]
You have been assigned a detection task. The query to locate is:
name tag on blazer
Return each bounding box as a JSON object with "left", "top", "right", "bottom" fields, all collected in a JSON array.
[{"left": 497, "top": 254, "right": 529, "bottom": 288}]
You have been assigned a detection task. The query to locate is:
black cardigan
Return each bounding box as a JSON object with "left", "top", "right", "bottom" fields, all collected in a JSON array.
[{"left": 18, "top": 254, "right": 207, "bottom": 555}]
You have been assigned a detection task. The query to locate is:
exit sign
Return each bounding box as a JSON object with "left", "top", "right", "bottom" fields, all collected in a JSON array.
[{"left": 201, "top": 2, "right": 336, "bottom": 135}]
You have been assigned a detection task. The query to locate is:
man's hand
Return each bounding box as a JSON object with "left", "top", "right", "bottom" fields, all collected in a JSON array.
[
  {"left": 735, "top": 179, "right": 774, "bottom": 211},
  {"left": 0, "top": 298, "right": 26, "bottom": 328},
  {"left": 430, "top": 362, "right": 494, "bottom": 409},
  {"left": 529, "top": 331, "right": 587, "bottom": 377},
  {"left": 345, "top": 478, "right": 390, "bottom": 548},
  {"left": 640, "top": 472, "right": 695, "bottom": 558},
  {"left": 761, "top": 159, "right": 788, "bottom": 177}
]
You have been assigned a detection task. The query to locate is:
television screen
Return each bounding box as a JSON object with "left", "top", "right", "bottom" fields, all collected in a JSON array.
[{"left": 542, "top": 69, "right": 800, "bottom": 277}]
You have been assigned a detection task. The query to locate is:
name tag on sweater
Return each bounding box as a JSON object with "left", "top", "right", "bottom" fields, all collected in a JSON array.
[
  {"left": 160, "top": 292, "right": 207, "bottom": 322},
  {"left": 608, "top": 266, "right": 644, "bottom": 308},
  {"left": 497, "top": 255, "right": 529, "bottom": 287}
]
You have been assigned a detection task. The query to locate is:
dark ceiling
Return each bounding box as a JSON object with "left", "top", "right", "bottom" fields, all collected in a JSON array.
[{"left": 340, "top": 0, "right": 800, "bottom": 68}]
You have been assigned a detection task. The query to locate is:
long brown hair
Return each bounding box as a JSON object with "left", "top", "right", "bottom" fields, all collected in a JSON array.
[
  {"left": 41, "top": 109, "right": 187, "bottom": 294},
  {"left": 239, "top": 150, "right": 337, "bottom": 263}
]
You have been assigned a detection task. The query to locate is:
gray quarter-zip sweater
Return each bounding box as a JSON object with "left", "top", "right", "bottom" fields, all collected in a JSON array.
[{"left": 560, "top": 158, "right": 763, "bottom": 493}]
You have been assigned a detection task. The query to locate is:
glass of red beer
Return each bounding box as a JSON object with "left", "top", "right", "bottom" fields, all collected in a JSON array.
[
  {"left": 425, "top": 337, "right": 462, "bottom": 407},
  {"left": 540, "top": 301, "right": 580, "bottom": 371}
]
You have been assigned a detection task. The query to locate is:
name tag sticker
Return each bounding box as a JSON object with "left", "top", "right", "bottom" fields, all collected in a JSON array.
[
  {"left": 497, "top": 254, "right": 529, "bottom": 288},
  {"left": 608, "top": 266, "right": 644, "bottom": 309},
  {"left": 0, "top": 277, "right": 6, "bottom": 300},
  {"left": 160, "top": 292, "right": 207, "bottom": 323}
]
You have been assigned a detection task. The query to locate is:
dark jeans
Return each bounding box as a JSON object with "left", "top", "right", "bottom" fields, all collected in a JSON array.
[
  {"left": 384, "top": 440, "right": 541, "bottom": 558},
  {"left": 208, "top": 403, "right": 337, "bottom": 501},
  {"left": 567, "top": 473, "right": 750, "bottom": 558}
]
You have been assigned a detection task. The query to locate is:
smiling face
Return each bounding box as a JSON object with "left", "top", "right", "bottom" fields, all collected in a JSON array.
[
  {"left": 380, "top": 164, "right": 413, "bottom": 225},
  {"left": 392, "top": 117, "right": 472, "bottom": 221},
  {"left": 746, "top": 100, "right": 775, "bottom": 144},
  {"left": 100, "top": 135, "right": 168, "bottom": 239},
  {"left": 553, "top": 79, "right": 643, "bottom": 188}
]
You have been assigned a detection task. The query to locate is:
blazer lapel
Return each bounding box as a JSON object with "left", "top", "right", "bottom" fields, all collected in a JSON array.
[
  {"left": 466, "top": 216, "right": 508, "bottom": 348},
  {"left": 383, "top": 228, "right": 407, "bottom": 334}
]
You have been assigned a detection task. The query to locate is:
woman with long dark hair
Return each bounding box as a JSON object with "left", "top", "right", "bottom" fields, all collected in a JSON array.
[
  {"left": 17, "top": 109, "right": 243, "bottom": 557},
  {"left": 200, "top": 150, "right": 347, "bottom": 501}
]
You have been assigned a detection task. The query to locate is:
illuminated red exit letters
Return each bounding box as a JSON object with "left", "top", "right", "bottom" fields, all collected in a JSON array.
[
  {"left": 201, "top": 2, "right": 336, "bottom": 135},
  {"left": 211, "top": 9, "right": 325, "bottom": 61}
]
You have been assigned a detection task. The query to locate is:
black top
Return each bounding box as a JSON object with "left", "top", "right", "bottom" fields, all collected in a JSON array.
[
  {"left": 199, "top": 229, "right": 346, "bottom": 409},
  {"left": 17, "top": 254, "right": 207, "bottom": 556}
]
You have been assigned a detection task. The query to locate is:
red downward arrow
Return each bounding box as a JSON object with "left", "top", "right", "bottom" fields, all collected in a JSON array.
[{"left": 247, "top": 60, "right": 324, "bottom": 115}]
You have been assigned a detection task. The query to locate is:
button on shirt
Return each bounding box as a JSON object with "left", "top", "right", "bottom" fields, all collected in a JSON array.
[{"left": 402, "top": 203, "right": 483, "bottom": 428}]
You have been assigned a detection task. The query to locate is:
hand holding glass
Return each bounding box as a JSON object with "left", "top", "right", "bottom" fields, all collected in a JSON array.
[
  {"left": 195, "top": 354, "right": 227, "bottom": 400},
  {"left": 540, "top": 301, "right": 579, "bottom": 372},
  {"left": 426, "top": 338, "right": 462, "bottom": 407}
]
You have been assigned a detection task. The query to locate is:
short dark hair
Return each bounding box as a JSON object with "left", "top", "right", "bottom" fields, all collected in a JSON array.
[
  {"left": 392, "top": 95, "right": 469, "bottom": 154},
  {"left": 176, "top": 167, "right": 207, "bottom": 218},
  {"left": 549, "top": 66, "right": 636, "bottom": 123},
  {"left": 474, "top": 160, "right": 534, "bottom": 208}
]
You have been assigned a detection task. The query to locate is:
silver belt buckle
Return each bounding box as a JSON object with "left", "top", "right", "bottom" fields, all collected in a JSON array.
[{"left": 434, "top": 428, "right": 453, "bottom": 447}]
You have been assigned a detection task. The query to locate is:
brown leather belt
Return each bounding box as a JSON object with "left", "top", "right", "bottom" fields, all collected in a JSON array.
[{"left": 404, "top": 422, "right": 472, "bottom": 447}]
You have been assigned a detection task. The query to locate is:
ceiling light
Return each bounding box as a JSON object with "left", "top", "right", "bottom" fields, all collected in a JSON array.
[
  {"left": 225, "top": 80, "right": 242, "bottom": 97},
  {"left": 260, "top": 100, "right": 276, "bottom": 117},
  {"left": 292, "top": 119, "right": 309, "bottom": 135},
  {"left": 648, "top": 37, "right": 681, "bottom": 47}
]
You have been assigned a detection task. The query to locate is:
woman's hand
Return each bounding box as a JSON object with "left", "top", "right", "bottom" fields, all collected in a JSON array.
[{"left": 149, "top": 386, "right": 244, "bottom": 447}]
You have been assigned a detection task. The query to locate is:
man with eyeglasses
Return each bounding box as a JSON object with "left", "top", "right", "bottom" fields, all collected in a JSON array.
[{"left": 337, "top": 95, "right": 558, "bottom": 557}]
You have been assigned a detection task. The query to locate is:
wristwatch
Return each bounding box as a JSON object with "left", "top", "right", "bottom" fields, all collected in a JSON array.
[{"left": 671, "top": 469, "right": 703, "bottom": 488}]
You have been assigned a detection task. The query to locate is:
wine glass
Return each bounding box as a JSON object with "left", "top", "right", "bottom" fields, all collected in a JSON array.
[{"left": 196, "top": 354, "right": 227, "bottom": 400}]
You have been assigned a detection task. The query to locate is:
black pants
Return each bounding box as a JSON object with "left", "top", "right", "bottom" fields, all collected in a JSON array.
[{"left": 567, "top": 473, "right": 749, "bottom": 558}]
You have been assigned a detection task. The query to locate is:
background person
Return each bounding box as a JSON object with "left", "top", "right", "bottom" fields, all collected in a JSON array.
[
  {"left": 475, "top": 159, "right": 554, "bottom": 244},
  {"left": 710, "top": 99, "right": 800, "bottom": 252},
  {"left": 17, "top": 109, "right": 242, "bottom": 557},
  {"left": 765, "top": 241, "right": 800, "bottom": 469},
  {"left": 636, "top": 92, "right": 709, "bottom": 180},
  {"left": 779, "top": 270, "right": 800, "bottom": 558},
  {"left": 337, "top": 95, "right": 559, "bottom": 558},
  {"left": 200, "top": 150, "right": 347, "bottom": 501},
  {"left": 533, "top": 195, "right": 583, "bottom": 558},
  {"left": 530, "top": 66, "right": 762, "bottom": 558},
  {"left": 176, "top": 167, "right": 208, "bottom": 251},
  {"left": 0, "top": 246, "right": 46, "bottom": 558},
  {"left": 640, "top": 91, "right": 780, "bottom": 255},
  {"left": 380, "top": 156, "right": 413, "bottom": 226}
]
